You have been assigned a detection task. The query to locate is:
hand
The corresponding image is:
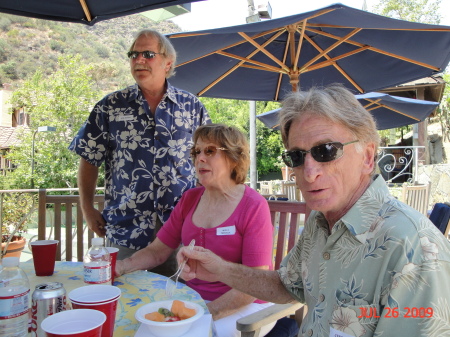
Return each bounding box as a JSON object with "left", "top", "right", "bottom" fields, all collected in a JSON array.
[
  {"left": 177, "top": 246, "right": 225, "bottom": 282},
  {"left": 115, "top": 260, "right": 124, "bottom": 277},
  {"left": 83, "top": 206, "right": 107, "bottom": 237}
]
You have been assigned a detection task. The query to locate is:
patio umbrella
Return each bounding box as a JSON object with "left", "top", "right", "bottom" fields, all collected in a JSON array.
[
  {"left": 167, "top": 3, "right": 450, "bottom": 101},
  {"left": 256, "top": 92, "right": 439, "bottom": 130},
  {"left": 0, "top": 0, "right": 203, "bottom": 26}
]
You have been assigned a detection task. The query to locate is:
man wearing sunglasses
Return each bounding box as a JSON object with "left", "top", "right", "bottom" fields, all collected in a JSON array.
[
  {"left": 178, "top": 85, "right": 450, "bottom": 337},
  {"left": 69, "top": 29, "right": 210, "bottom": 276}
]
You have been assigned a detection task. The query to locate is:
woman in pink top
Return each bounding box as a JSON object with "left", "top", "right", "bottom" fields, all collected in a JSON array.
[{"left": 116, "top": 124, "right": 275, "bottom": 336}]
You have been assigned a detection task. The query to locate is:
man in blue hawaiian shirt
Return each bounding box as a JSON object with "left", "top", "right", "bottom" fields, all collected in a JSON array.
[
  {"left": 178, "top": 85, "right": 450, "bottom": 337},
  {"left": 69, "top": 29, "right": 210, "bottom": 275}
]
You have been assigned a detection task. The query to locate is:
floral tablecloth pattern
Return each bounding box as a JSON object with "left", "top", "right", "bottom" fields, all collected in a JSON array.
[{"left": 21, "top": 260, "right": 209, "bottom": 337}]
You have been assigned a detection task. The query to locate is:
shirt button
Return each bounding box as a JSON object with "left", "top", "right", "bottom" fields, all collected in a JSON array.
[
  {"left": 323, "top": 252, "right": 330, "bottom": 260},
  {"left": 307, "top": 329, "right": 313, "bottom": 336},
  {"left": 319, "top": 294, "right": 325, "bottom": 302}
]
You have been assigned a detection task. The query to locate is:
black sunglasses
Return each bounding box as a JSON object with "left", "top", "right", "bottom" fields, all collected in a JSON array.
[
  {"left": 190, "top": 146, "right": 227, "bottom": 159},
  {"left": 127, "top": 50, "right": 162, "bottom": 59},
  {"left": 282, "top": 140, "right": 358, "bottom": 168}
]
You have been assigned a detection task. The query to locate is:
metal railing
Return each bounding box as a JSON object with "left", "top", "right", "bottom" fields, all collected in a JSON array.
[{"left": 377, "top": 146, "right": 425, "bottom": 184}]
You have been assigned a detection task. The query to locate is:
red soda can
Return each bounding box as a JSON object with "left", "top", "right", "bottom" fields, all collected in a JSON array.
[{"left": 31, "top": 282, "right": 67, "bottom": 337}]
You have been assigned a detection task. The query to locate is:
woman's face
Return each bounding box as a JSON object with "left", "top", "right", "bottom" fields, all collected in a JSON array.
[{"left": 193, "top": 138, "right": 234, "bottom": 188}]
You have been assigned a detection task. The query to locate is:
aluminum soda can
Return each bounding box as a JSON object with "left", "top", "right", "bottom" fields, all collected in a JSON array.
[{"left": 31, "top": 282, "right": 67, "bottom": 337}]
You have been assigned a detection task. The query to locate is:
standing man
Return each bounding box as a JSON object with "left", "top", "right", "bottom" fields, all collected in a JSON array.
[
  {"left": 178, "top": 85, "right": 450, "bottom": 337},
  {"left": 69, "top": 29, "right": 210, "bottom": 276}
]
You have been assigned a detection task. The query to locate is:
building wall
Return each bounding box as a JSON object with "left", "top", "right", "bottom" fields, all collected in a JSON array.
[
  {"left": 0, "top": 89, "right": 12, "bottom": 128},
  {"left": 417, "top": 164, "right": 450, "bottom": 208}
]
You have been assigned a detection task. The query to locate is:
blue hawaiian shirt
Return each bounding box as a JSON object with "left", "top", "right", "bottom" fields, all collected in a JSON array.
[
  {"left": 278, "top": 175, "right": 450, "bottom": 337},
  {"left": 69, "top": 81, "right": 211, "bottom": 250}
]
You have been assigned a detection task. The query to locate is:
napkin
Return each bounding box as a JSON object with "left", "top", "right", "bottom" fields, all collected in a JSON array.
[{"left": 135, "top": 314, "right": 213, "bottom": 337}]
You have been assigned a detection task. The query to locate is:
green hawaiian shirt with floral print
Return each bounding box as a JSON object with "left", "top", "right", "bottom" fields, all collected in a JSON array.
[{"left": 278, "top": 175, "right": 450, "bottom": 337}]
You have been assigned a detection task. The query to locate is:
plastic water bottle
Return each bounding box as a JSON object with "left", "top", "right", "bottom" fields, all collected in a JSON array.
[
  {"left": 83, "top": 237, "right": 111, "bottom": 285},
  {"left": 0, "top": 257, "right": 30, "bottom": 337}
]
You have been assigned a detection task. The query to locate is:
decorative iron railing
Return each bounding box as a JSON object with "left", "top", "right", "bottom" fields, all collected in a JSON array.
[{"left": 377, "top": 146, "right": 425, "bottom": 184}]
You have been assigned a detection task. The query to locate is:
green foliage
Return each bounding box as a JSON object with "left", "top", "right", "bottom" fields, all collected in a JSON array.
[
  {"left": 4, "top": 54, "right": 103, "bottom": 189},
  {"left": 202, "top": 97, "right": 284, "bottom": 176},
  {"left": 0, "top": 17, "right": 11, "bottom": 31},
  {"left": 373, "top": 0, "right": 442, "bottom": 24}
]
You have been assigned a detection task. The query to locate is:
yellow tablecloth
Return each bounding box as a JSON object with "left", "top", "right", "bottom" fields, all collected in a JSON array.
[{"left": 20, "top": 260, "right": 210, "bottom": 337}]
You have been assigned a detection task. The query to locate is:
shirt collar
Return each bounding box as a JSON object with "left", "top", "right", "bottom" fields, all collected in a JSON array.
[
  {"left": 128, "top": 80, "right": 177, "bottom": 104},
  {"left": 311, "top": 175, "right": 391, "bottom": 241},
  {"left": 339, "top": 174, "right": 391, "bottom": 242}
]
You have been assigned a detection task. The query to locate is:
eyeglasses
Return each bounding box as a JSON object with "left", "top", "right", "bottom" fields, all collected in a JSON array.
[
  {"left": 190, "top": 146, "right": 227, "bottom": 159},
  {"left": 282, "top": 140, "right": 358, "bottom": 168},
  {"left": 127, "top": 50, "right": 162, "bottom": 59}
]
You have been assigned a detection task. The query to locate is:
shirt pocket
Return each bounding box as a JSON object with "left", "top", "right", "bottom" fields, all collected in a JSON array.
[{"left": 333, "top": 290, "right": 381, "bottom": 336}]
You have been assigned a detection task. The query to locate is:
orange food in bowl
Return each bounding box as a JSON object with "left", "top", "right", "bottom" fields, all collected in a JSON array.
[
  {"left": 145, "top": 312, "right": 165, "bottom": 322},
  {"left": 171, "top": 300, "right": 196, "bottom": 320}
]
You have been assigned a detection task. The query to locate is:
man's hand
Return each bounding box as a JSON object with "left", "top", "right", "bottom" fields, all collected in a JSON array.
[
  {"left": 178, "top": 246, "right": 225, "bottom": 282},
  {"left": 83, "top": 206, "right": 106, "bottom": 237}
]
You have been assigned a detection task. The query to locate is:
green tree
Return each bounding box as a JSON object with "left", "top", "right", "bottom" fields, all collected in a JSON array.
[
  {"left": 202, "top": 97, "right": 284, "bottom": 176},
  {"left": 3, "top": 54, "right": 103, "bottom": 189},
  {"left": 373, "top": 0, "right": 442, "bottom": 24}
]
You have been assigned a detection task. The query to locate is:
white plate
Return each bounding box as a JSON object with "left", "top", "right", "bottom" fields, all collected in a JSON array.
[{"left": 135, "top": 314, "right": 213, "bottom": 337}]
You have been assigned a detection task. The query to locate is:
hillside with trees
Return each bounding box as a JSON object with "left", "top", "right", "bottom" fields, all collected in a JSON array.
[{"left": 0, "top": 12, "right": 182, "bottom": 93}]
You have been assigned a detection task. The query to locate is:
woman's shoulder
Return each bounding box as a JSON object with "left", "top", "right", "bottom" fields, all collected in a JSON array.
[{"left": 243, "top": 185, "right": 269, "bottom": 207}]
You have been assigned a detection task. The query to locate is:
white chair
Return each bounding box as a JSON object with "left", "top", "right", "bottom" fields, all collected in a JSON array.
[
  {"left": 401, "top": 182, "right": 431, "bottom": 215},
  {"left": 281, "top": 181, "right": 303, "bottom": 201}
]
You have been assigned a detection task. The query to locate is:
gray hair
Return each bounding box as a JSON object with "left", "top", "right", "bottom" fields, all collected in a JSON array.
[
  {"left": 279, "top": 84, "right": 380, "bottom": 170},
  {"left": 130, "top": 29, "right": 177, "bottom": 78}
]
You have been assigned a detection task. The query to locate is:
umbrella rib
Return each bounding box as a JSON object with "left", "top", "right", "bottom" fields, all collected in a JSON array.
[
  {"left": 302, "top": 28, "right": 362, "bottom": 69},
  {"left": 307, "top": 27, "right": 441, "bottom": 71},
  {"left": 238, "top": 32, "right": 290, "bottom": 72},
  {"left": 79, "top": 0, "right": 92, "bottom": 22},
  {"left": 366, "top": 103, "right": 420, "bottom": 121},
  {"left": 217, "top": 51, "right": 285, "bottom": 73},
  {"left": 197, "top": 30, "right": 288, "bottom": 96},
  {"left": 176, "top": 28, "right": 285, "bottom": 67},
  {"left": 303, "top": 35, "right": 364, "bottom": 93},
  {"left": 305, "top": 46, "right": 371, "bottom": 72}
]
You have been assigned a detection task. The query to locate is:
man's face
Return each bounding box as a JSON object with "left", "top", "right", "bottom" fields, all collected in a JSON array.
[
  {"left": 287, "top": 114, "right": 374, "bottom": 220},
  {"left": 129, "top": 35, "right": 172, "bottom": 89}
]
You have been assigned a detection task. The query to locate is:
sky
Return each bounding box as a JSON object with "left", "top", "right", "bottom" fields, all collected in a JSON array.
[{"left": 171, "top": 0, "right": 450, "bottom": 31}]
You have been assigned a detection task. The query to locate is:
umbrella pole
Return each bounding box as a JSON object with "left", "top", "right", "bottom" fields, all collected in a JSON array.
[{"left": 249, "top": 101, "right": 257, "bottom": 190}]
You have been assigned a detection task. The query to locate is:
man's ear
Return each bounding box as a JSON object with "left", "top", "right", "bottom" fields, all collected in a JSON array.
[
  {"left": 165, "top": 59, "right": 173, "bottom": 72},
  {"left": 363, "top": 142, "right": 376, "bottom": 174}
]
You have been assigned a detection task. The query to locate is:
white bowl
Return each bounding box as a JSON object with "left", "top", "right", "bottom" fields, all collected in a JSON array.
[{"left": 135, "top": 300, "right": 204, "bottom": 337}]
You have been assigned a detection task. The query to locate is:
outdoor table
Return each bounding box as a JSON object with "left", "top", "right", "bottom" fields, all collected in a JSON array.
[{"left": 20, "top": 260, "right": 214, "bottom": 337}]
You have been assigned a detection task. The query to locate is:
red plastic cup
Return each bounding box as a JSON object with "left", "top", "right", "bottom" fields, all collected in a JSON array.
[
  {"left": 30, "top": 240, "right": 59, "bottom": 276},
  {"left": 71, "top": 298, "right": 119, "bottom": 337},
  {"left": 41, "top": 309, "right": 106, "bottom": 337},
  {"left": 68, "top": 286, "right": 121, "bottom": 337},
  {"left": 105, "top": 247, "right": 119, "bottom": 284}
]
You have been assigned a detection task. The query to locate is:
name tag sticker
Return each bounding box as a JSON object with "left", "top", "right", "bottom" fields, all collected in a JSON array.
[
  {"left": 118, "top": 115, "right": 134, "bottom": 121},
  {"left": 330, "top": 327, "right": 355, "bottom": 337},
  {"left": 216, "top": 226, "right": 236, "bottom": 236}
]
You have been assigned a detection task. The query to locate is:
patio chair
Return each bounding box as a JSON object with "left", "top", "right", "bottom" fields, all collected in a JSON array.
[
  {"left": 236, "top": 200, "right": 310, "bottom": 337},
  {"left": 401, "top": 182, "right": 431, "bottom": 216},
  {"left": 281, "top": 181, "right": 303, "bottom": 202},
  {"left": 429, "top": 202, "right": 450, "bottom": 238}
]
